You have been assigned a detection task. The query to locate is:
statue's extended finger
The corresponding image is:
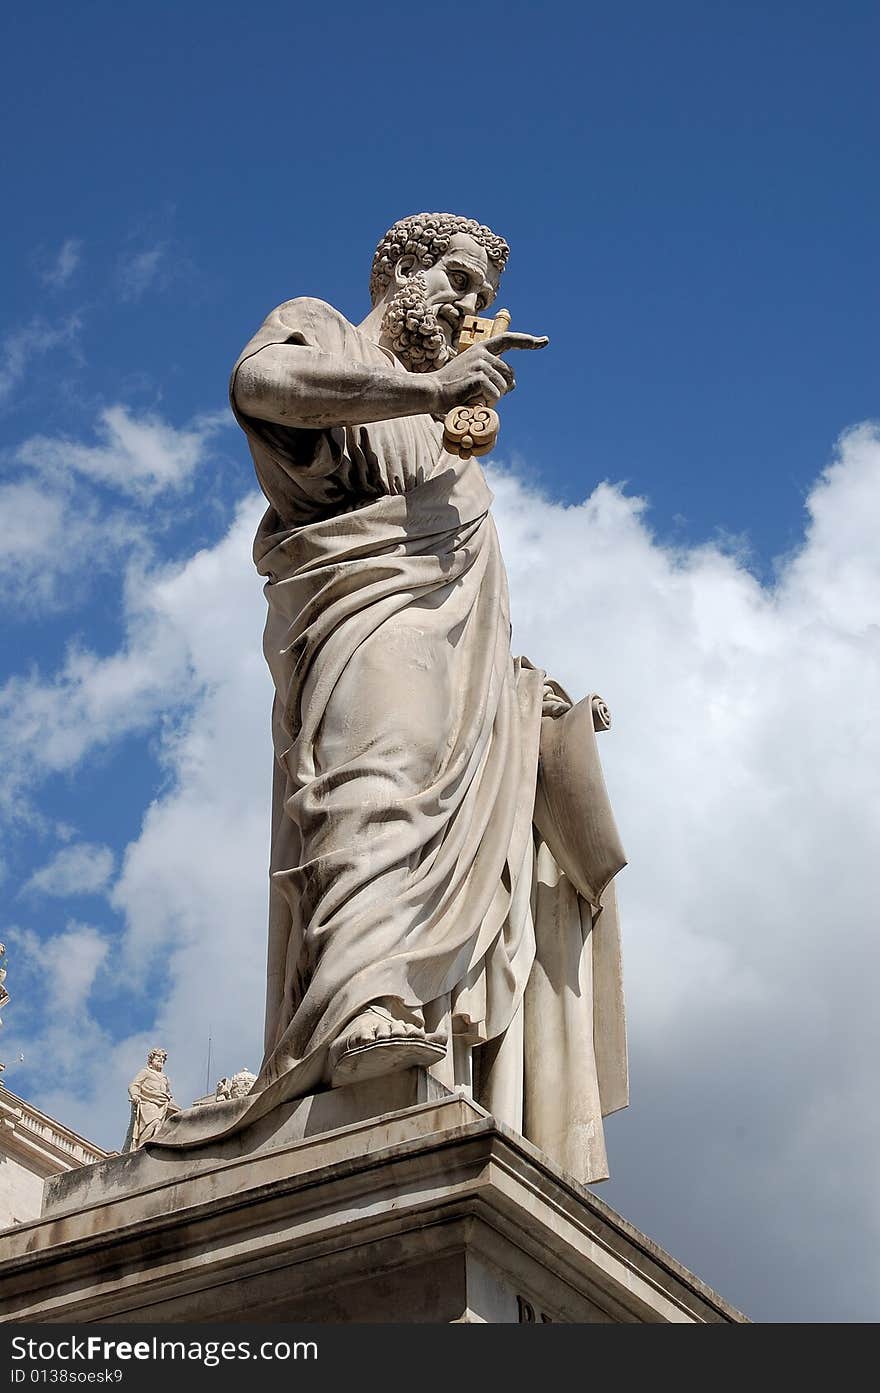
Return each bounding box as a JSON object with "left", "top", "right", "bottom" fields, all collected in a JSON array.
[{"left": 485, "top": 332, "right": 550, "bottom": 356}]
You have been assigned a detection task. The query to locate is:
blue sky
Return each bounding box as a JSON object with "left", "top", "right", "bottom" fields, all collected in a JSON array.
[
  {"left": 4, "top": 1, "right": 877, "bottom": 556},
  {"left": 1, "top": 1, "right": 878, "bottom": 1321}
]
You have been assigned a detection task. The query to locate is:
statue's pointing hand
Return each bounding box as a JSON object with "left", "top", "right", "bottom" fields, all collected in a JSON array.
[
  {"left": 431, "top": 332, "right": 549, "bottom": 411},
  {"left": 483, "top": 331, "right": 550, "bottom": 356}
]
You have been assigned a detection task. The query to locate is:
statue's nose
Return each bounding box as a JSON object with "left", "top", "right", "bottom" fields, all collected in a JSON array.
[{"left": 458, "top": 290, "right": 479, "bottom": 314}]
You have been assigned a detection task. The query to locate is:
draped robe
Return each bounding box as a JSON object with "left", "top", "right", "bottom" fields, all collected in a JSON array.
[{"left": 214, "top": 297, "right": 627, "bottom": 1183}]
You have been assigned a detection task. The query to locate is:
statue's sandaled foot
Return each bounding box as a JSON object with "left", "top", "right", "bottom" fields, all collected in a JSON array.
[{"left": 328, "top": 1000, "right": 447, "bottom": 1086}]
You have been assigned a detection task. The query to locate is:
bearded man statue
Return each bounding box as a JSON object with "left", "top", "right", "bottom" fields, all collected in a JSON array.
[{"left": 227, "top": 212, "right": 628, "bottom": 1184}]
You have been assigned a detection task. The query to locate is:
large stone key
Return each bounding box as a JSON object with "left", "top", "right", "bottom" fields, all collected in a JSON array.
[{"left": 442, "top": 308, "right": 511, "bottom": 460}]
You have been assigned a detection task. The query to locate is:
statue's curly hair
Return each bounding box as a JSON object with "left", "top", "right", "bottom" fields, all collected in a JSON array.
[{"left": 370, "top": 213, "right": 509, "bottom": 305}]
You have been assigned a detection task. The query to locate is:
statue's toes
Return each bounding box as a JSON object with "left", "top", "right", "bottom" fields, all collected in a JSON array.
[{"left": 336, "top": 1009, "right": 430, "bottom": 1059}]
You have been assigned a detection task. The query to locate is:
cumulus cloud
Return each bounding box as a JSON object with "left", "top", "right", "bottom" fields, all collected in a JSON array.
[
  {"left": 0, "top": 574, "right": 192, "bottom": 826},
  {"left": 36, "top": 921, "right": 110, "bottom": 1012},
  {"left": 0, "top": 489, "right": 263, "bottom": 836},
  {"left": 40, "top": 239, "right": 82, "bottom": 288},
  {"left": 3, "top": 423, "right": 879, "bottom": 1319},
  {"left": 23, "top": 842, "right": 114, "bottom": 897},
  {"left": 0, "top": 474, "right": 136, "bottom": 611},
  {"left": 4, "top": 922, "right": 113, "bottom": 1102},
  {"left": 106, "top": 495, "right": 271, "bottom": 1090},
  {"left": 0, "top": 404, "right": 230, "bottom": 615},
  {"left": 17, "top": 404, "right": 224, "bottom": 500}
]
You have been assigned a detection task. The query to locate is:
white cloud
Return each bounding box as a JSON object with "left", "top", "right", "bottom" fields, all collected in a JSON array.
[
  {"left": 0, "top": 404, "right": 230, "bottom": 616},
  {"left": 36, "top": 921, "right": 109, "bottom": 1012},
  {"left": 0, "top": 315, "right": 81, "bottom": 404},
  {"left": 5, "top": 422, "right": 880, "bottom": 1319},
  {"left": 3, "top": 922, "right": 113, "bottom": 1105},
  {"left": 41, "top": 239, "right": 82, "bottom": 288},
  {"left": 0, "top": 493, "right": 264, "bottom": 834},
  {"left": 108, "top": 496, "right": 271, "bottom": 1048},
  {"left": 24, "top": 842, "right": 114, "bottom": 897},
  {"left": 17, "top": 404, "right": 222, "bottom": 500},
  {"left": 0, "top": 474, "right": 136, "bottom": 611},
  {"left": 0, "top": 588, "right": 190, "bottom": 826}
]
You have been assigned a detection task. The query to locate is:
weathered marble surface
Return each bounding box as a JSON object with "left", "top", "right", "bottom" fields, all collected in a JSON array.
[
  {"left": 44, "top": 1070, "right": 446, "bottom": 1217},
  {"left": 0, "top": 1073, "right": 746, "bottom": 1324}
]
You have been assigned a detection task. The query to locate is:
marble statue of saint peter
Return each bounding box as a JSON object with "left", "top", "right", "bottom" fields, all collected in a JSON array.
[{"left": 228, "top": 213, "right": 628, "bottom": 1183}]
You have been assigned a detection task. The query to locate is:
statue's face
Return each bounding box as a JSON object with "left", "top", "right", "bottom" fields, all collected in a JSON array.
[
  {"left": 399, "top": 233, "right": 501, "bottom": 350},
  {"left": 148, "top": 1053, "right": 164, "bottom": 1071},
  {"left": 382, "top": 232, "right": 503, "bottom": 372}
]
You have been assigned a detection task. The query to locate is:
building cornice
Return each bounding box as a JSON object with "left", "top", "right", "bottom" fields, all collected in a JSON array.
[{"left": 0, "top": 1084, "right": 113, "bottom": 1177}]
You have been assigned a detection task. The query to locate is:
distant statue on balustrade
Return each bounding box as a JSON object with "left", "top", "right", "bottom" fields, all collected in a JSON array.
[{"left": 124, "top": 1048, "right": 180, "bottom": 1151}]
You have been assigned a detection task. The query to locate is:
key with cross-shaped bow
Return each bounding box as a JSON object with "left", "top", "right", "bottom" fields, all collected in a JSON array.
[{"left": 442, "top": 308, "right": 512, "bottom": 460}]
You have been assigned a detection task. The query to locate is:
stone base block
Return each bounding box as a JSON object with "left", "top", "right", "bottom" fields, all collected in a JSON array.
[{"left": 0, "top": 1073, "right": 745, "bottom": 1323}]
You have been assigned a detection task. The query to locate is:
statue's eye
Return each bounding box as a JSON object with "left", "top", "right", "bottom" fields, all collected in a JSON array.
[{"left": 450, "top": 271, "right": 468, "bottom": 291}]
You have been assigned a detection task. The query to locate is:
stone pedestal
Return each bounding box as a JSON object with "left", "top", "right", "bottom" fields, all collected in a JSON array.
[{"left": 0, "top": 1072, "right": 745, "bottom": 1323}]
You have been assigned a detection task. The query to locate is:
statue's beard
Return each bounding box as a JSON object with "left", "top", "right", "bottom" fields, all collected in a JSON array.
[{"left": 381, "top": 273, "right": 454, "bottom": 372}]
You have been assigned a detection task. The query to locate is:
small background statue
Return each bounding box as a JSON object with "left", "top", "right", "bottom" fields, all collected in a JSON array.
[
  {"left": 214, "top": 1068, "right": 257, "bottom": 1101},
  {"left": 123, "top": 1048, "right": 180, "bottom": 1151}
]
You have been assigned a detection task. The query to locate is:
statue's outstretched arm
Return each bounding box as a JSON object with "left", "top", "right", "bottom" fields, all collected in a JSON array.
[
  {"left": 234, "top": 344, "right": 438, "bottom": 429},
  {"left": 233, "top": 332, "right": 545, "bottom": 433}
]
